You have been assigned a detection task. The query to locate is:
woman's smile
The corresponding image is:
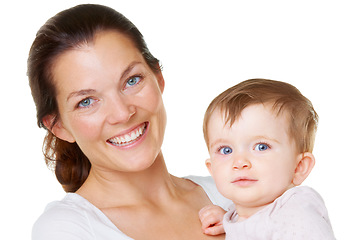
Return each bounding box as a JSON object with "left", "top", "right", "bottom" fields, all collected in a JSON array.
[{"left": 107, "top": 122, "right": 148, "bottom": 148}]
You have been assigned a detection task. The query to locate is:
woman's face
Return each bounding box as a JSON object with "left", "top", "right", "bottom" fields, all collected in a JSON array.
[{"left": 49, "top": 31, "right": 166, "bottom": 173}]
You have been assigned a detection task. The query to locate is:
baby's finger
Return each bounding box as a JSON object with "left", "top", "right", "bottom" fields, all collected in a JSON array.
[
  {"left": 198, "top": 205, "right": 214, "bottom": 218},
  {"left": 201, "top": 214, "right": 220, "bottom": 229},
  {"left": 204, "top": 224, "right": 225, "bottom": 236}
]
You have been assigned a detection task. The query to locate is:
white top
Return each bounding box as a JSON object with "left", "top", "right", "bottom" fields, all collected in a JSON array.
[
  {"left": 223, "top": 186, "right": 336, "bottom": 240},
  {"left": 32, "top": 176, "right": 232, "bottom": 240}
]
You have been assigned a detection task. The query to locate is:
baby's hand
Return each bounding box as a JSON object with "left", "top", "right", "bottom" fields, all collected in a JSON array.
[{"left": 198, "top": 205, "right": 226, "bottom": 236}]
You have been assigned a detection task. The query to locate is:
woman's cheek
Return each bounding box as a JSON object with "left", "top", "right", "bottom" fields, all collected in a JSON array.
[{"left": 70, "top": 114, "right": 103, "bottom": 141}]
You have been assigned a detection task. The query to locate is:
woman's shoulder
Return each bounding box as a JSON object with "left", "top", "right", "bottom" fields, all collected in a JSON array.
[
  {"left": 32, "top": 193, "right": 96, "bottom": 240},
  {"left": 36, "top": 193, "right": 94, "bottom": 219},
  {"left": 184, "top": 175, "right": 232, "bottom": 210},
  {"left": 32, "top": 193, "right": 137, "bottom": 240}
]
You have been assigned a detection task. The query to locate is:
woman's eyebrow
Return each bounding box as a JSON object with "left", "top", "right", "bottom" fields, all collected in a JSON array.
[
  {"left": 66, "top": 89, "right": 96, "bottom": 102},
  {"left": 120, "top": 61, "right": 142, "bottom": 80}
]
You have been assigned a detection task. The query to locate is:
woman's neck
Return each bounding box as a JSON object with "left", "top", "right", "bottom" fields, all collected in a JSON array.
[{"left": 75, "top": 151, "right": 182, "bottom": 208}]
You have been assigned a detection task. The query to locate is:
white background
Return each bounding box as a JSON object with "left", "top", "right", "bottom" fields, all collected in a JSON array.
[{"left": 1, "top": 0, "right": 349, "bottom": 239}]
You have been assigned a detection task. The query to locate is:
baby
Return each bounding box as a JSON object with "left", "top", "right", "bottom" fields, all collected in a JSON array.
[{"left": 199, "top": 79, "right": 335, "bottom": 239}]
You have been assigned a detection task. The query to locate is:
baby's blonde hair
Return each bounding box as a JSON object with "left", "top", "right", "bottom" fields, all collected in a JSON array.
[{"left": 203, "top": 79, "right": 318, "bottom": 153}]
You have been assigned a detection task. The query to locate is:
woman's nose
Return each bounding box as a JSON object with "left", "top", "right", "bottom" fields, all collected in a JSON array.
[
  {"left": 105, "top": 95, "right": 136, "bottom": 124},
  {"left": 232, "top": 154, "right": 252, "bottom": 170}
]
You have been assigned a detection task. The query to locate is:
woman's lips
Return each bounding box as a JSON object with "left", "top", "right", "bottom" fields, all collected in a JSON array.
[{"left": 107, "top": 122, "right": 147, "bottom": 147}]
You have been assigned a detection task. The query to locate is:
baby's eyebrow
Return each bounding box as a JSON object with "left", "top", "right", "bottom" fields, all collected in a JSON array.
[
  {"left": 209, "top": 138, "right": 227, "bottom": 149},
  {"left": 253, "top": 135, "right": 281, "bottom": 144},
  {"left": 66, "top": 89, "right": 96, "bottom": 102}
]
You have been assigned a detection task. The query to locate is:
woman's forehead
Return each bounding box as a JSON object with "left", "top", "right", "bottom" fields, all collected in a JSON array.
[{"left": 51, "top": 31, "right": 144, "bottom": 89}]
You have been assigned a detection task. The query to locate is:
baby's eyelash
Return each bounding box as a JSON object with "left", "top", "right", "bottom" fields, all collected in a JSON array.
[
  {"left": 254, "top": 142, "right": 271, "bottom": 151},
  {"left": 217, "top": 145, "right": 233, "bottom": 155},
  {"left": 216, "top": 145, "right": 225, "bottom": 152},
  {"left": 257, "top": 141, "right": 271, "bottom": 147}
]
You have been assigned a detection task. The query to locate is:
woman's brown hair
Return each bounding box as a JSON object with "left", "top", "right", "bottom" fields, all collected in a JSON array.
[{"left": 27, "top": 4, "right": 160, "bottom": 192}]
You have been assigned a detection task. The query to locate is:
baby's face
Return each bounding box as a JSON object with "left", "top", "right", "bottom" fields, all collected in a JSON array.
[{"left": 206, "top": 104, "right": 299, "bottom": 209}]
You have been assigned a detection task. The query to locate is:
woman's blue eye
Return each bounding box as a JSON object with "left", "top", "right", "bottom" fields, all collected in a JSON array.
[
  {"left": 126, "top": 76, "right": 141, "bottom": 87},
  {"left": 254, "top": 143, "right": 270, "bottom": 151},
  {"left": 219, "top": 147, "right": 232, "bottom": 155},
  {"left": 78, "top": 98, "right": 93, "bottom": 108}
]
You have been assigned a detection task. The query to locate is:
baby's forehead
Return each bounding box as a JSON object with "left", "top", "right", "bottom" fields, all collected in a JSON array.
[
  {"left": 208, "top": 103, "right": 294, "bottom": 140},
  {"left": 216, "top": 102, "right": 288, "bottom": 124}
]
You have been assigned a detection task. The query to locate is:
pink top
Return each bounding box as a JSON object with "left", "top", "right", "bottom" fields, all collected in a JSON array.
[{"left": 223, "top": 186, "right": 336, "bottom": 240}]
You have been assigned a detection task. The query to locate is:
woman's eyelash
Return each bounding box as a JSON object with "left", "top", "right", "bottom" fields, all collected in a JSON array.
[
  {"left": 124, "top": 74, "right": 144, "bottom": 89},
  {"left": 76, "top": 97, "right": 96, "bottom": 109}
]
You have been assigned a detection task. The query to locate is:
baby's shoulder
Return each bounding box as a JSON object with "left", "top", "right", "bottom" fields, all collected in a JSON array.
[
  {"left": 267, "top": 186, "right": 335, "bottom": 239},
  {"left": 277, "top": 186, "right": 325, "bottom": 210}
]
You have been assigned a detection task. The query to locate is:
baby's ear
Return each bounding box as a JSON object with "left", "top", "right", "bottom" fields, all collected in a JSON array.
[
  {"left": 42, "top": 115, "right": 76, "bottom": 143},
  {"left": 293, "top": 152, "right": 315, "bottom": 186},
  {"left": 205, "top": 158, "right": 213, "bottom": 175}
]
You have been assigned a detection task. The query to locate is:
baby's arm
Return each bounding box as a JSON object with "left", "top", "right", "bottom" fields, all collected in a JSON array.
[{"left": 198, "top": 205, "right": 226, "bottom": 236}]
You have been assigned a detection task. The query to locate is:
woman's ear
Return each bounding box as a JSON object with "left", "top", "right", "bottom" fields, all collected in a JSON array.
[
  {"left": 293, "top": 152, "right": 315, "bottom": 186},
  {"left": 42, "top": 115, "right": 75, "bottom": 143},
  {"left": 155, "top": 67, "right": 165, "bottom": 93}
]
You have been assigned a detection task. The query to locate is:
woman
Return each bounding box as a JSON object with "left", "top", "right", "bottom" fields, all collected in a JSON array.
[{"left": 28, "top": 4, "right": 231, "bottom": 239}]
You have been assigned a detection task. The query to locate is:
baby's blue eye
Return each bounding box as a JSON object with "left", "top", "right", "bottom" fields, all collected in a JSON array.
[
  {"left": 219, "top": 147, "right": 232, "bottom": 155},
  {"left": 126, "top": 76, "right": 141, "bottom": 87},
  {"left": 254, "top": 143, "right": 270, "bottom": 151}
]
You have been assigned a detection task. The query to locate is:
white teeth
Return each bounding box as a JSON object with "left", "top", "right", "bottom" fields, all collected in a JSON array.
[
  {"left": 131, "top": 132, "right": 136, "bottom": 139},
  {"left": 108, "top": 123, "right": 146, "bottom": 146}
]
